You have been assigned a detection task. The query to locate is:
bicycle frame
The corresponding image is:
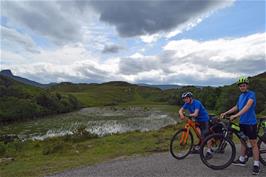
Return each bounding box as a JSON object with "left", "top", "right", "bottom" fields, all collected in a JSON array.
[
  {"left": 180, "top": 117, "right": 201, "bottom": 145},
  {"left": 224, "top": 121, "right": 248, "bottom": 145},
  {"left": 223, "top": 118, "right": 266, "bottom": 158},
  {"left": 199, "top": 116, "right": 266, "bottom": 170}
]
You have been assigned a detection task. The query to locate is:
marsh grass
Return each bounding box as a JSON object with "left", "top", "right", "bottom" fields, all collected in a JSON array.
[{"left": 0, "top": 123, "right": 182, "bottom": 177}]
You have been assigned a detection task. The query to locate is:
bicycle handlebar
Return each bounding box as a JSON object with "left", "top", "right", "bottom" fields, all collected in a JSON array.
[{"left": 182, "top": 113, "right": 197, "bottom": 121}]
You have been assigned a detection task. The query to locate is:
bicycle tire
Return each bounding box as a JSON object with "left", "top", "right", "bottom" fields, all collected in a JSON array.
[
  {"left": 258, "top": 139, "right": 266, "bottom": 166},
  {"left": 170, "top": 128, "right": 194, "bottom": 159},
  {"left": 200, "top": 133, "right": 236, "bottom": 170}
]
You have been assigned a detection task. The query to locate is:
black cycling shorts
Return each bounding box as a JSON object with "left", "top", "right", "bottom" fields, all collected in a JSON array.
[
  {"left": 239, "top": 124, "right": 257, "bottom": 140},
  {"left": 197, "top": 122, "right": 209, "bottom": 139}
]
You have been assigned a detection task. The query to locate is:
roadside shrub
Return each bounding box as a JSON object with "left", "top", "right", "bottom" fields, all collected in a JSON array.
[
  {"left": 0, "top": 144, "right": 6, "bottom": 156},
  {"left": 13, "top": 141, "right": 23, "bottom": 152},
  {"left": 42, "top": 142, "right": 64, "bottom": 155}
]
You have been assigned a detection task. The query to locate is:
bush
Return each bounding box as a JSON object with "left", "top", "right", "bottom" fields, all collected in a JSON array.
[
  {"left": 0, "top": 144, "right": 6, "bottom": 156},
  {"left": 42, "top": 142, "right": 64, "bottom": 155},
  {"left": 0, "top": 97, "right": 42, "bottom": 122}
]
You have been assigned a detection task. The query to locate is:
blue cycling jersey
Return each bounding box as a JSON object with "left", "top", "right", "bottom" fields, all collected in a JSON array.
[
  {"left": 182, "top": 99, "right": 209, "bottom": 122},
  {"left": 237, "top": 90, "right": 257, "bottom": 125}
]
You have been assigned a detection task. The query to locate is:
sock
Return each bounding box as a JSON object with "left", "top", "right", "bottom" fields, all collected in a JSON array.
[
  {"left": 254, "top": 161, "right": 259, "bottom": 167},
  {"left": 239, "top": 156, "right": 245, "bottom": 162},
  {"left": 207, "top": 148, "right": 212, "bottom": 153}
]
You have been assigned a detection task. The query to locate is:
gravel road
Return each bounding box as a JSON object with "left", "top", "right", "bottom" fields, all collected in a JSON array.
[{"left": 47, "top": 152, "right": 265, "bottom": 177}]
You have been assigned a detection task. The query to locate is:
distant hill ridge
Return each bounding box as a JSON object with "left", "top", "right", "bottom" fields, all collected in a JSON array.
[
  {"left": 0, "top": 69, "right": 184, "bottom": 90},
  {"left": 1, "top": 69, "right": 266, "bottom": 90},
  {"left": 0, "top": 69, "right": 53, "bottom": 88}
]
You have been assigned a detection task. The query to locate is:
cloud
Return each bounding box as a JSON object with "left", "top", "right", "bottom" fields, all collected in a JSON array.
[
  {"left": 118, "top": 33, "right": 266, "bottom": 85},
  {"left": 6, "top": 58, "right": 120, "bottom": 84},
  {"left": 1, "top": 0, "right": 234, "bottom": 49},
  {"left": 1, "top": 26, "right": 40, "bottom": 53},
  {"left": 2, "top": 1, "right": 94, "bottom": 45},
  {"left": 90, "top": 0, "right": 234, "bottom": 37},
  {"left": 163, "top": 33, "right": 266, "bottom": 75},
  {"left": 1, "top": 43, "right": 121, "bottom": 84},
  {"left": 102, "top": 44, "right": 123, "bottom": 54},
  {"left": 2, "top": 33, "right": 265, "bottom": 86},
  {"left": 119, "top": 55, "right": 161, "bottom": 75}
]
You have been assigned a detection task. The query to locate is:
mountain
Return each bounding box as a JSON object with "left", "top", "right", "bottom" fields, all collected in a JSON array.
[
  {"left": 138, "top": 83, "right": 182, "bottom": 90},
  {"left": 0, "top": 69, "right": 54, "bottom": 88},
  {"left": 1, "top": 69, "right": 206, "bottom": 90},
  {"left": 138, "top": 83, "right": 205, "bottom": 90}
]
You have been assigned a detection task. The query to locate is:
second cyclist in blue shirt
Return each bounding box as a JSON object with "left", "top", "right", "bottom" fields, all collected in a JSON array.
[{"left": 178, "top": 91, "right": 210, "bottom": 153}]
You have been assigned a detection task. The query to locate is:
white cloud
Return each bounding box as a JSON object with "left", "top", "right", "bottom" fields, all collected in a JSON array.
[
  {"left": 119, "top": 33, "right": 266, "bottom": 85},
  {"left": 2, "top": 33, "right": 265, "bottom": 86},
  {"left": 36, "top": 43, "right": 90, "bottom": 65},
  {"left": 163, "top": 33, "right": 266, "bottom": 63},
  {"left": 140, "top": 33, "right": 161, "bottom": 43},
  {"left": 1, "top": 50, "right": 26, "bottom": 65},
  {"left": 130, "top": 53, "right": 144, "bottom": 59},
  {"left": 1, "top": 26, "right": 39, "bottom": 53}
]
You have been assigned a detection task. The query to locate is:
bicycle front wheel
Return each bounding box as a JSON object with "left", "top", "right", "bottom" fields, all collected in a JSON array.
[
  {"left": 170, "top": 128, "right": 193, "bottom": 159},
  {"left": 200, "top": 133, "right": 236, "bottom": 170},
  {"left": 258, "top": 139, "right": 266, "bottom": 166}
]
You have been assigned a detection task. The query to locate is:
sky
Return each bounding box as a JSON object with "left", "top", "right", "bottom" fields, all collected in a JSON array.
[{"left": 1, "top": 0, "right": 266, "bottom": 86}]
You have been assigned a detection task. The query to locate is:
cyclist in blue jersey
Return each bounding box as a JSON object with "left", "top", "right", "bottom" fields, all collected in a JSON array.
[
  {"left": 220, "top": 76, "right": 259, "bottom": 175},
  {"left": 179, "top": 91, "right": 211, "bottom": 155}
]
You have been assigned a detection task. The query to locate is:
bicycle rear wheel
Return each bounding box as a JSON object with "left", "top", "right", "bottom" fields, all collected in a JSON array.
[
  {"left": 200, "top": 133, "right": 236, "bottom": 170},
  {"left": 258, "top": 139, "right": 266, "bottom": 166},
  {"left": 170, "top": 128, "right": 193, "bottom": 159}
]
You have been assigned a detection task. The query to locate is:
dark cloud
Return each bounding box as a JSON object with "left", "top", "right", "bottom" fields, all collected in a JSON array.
[
  {"left": 1, "top": 0, "right": 232, "bottom": 45},
  {"left": 2, "top": 1, "right": 83, "bottom": 45},
  {"left": 102, "top": 44, "right": 123, "bottom": 54},
  {"left": 119, "top": 56, "right": 160, "bottom": 74},
  {"left": 209, "top": 57, "right": 266, "bottom": 75},
  {"left": 90, "top": 0, "right": 232, "bottom": 37}
]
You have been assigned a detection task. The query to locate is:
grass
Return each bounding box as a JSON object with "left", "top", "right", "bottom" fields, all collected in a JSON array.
[
  {"left": 0, "top": 123, "right": 183, "bottom": 177},
  {"left": 55, "top": 83, "right": 165, "bottom": 107},
  {"left": 2, "top": 103, "right": 262, "bottom": 177}
]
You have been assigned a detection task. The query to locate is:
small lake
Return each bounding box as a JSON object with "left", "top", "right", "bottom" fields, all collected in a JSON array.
[{"left": 0, "top": 106, "right": 178, "bottom": 140}]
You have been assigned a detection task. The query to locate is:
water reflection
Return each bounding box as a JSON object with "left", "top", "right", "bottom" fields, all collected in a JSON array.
[{"left": 1, "top": 107, "right": 177, "bottom": 140}]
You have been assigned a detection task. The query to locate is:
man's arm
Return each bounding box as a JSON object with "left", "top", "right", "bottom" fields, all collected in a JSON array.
[
  {"left": 190, "top": 109, "right": 199, "bottom": 117},
  {"left": 179, "top": 107, "right": 185, "bottom": 120},
  {"left": 220, "top": 105, "right": 238, "bottom": 118}
]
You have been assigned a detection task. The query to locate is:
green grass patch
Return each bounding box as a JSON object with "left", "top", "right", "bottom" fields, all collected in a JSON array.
[{"left": 0, "top": 123, "right": 183, "bottom": 177}]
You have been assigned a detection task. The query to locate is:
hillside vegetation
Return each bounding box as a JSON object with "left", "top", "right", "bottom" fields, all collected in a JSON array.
[
  {"left": 51, "top": 72, "right": 266, "bottom": 115},
  {"left": 0, "top": 75, "right": 81, "bottom": 123},
  {"left": 49, "top": 81, "right": 166, "bottom": 107},
  {"left": 1, "top": 72, "right": 265, "bottom": 124}
]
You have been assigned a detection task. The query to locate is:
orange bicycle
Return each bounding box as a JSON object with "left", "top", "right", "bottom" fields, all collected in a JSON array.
[{"left": 170, "top": 114, "right": 203, "bottom": 159}]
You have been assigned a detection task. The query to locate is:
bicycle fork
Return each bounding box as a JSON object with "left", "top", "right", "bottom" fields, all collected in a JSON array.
[{"left": 180, "top": 128, "right": 189, "bottom": 145}]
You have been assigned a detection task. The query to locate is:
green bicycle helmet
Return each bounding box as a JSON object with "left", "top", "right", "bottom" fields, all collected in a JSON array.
[{"left": 237, "top": 76, "right": 249, "bottom": 85}]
